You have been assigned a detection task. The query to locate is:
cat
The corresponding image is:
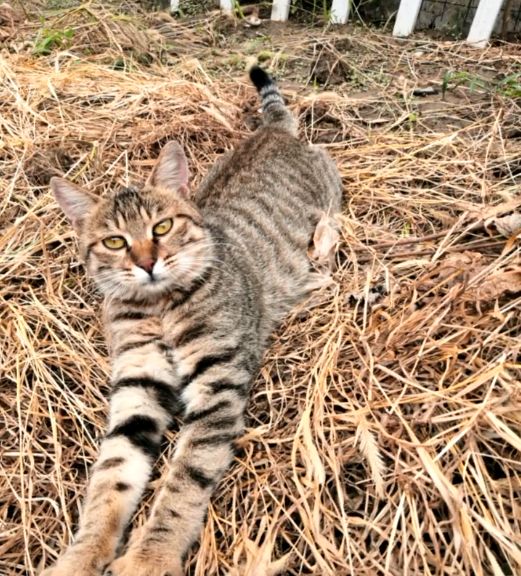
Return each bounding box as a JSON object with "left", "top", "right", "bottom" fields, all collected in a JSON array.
[{"left": 42, "top": 66, "right": 342, "bottom": 576}]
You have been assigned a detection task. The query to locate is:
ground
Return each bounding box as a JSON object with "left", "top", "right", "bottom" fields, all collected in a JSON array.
[{"left": 1, "top": 2, "right": 521, "bottom": 575}]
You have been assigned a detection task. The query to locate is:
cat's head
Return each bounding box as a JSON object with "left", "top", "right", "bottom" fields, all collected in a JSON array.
[{"left": 51, "top": 142, "right": 212, "bottom": 301}]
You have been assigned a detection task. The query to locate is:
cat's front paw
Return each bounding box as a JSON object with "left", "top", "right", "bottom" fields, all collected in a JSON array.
[
  {"left": 108, "top": 548, "right": 183, "bottom": 576},
  {"left": 40, "top": 557, "right": 101, "bottom": 576},
  {"left": 40, "top": 544, "right": 108, "bottom": 576}
]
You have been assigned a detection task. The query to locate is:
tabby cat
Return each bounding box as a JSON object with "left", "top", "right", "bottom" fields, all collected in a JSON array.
[{"left": 42, "top": 66, "right": 342, "bottom": 576}]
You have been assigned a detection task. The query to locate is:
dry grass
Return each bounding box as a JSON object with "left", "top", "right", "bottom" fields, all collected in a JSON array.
[{"left": 1, "top": 3, "right": 521, "bottom": 575}]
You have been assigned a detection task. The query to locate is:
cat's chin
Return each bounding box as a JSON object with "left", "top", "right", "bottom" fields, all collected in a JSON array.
[
  {"left": 135, "top": 278, "right": 185, "bottom": 299},
  {"left": 95, "top": 277, "right": 181, "bottom": 302}
]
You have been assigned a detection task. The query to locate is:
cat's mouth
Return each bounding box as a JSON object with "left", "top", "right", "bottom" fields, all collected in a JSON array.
[
  {"left": 140, "top": 275, "right": 172, "bottom": 290},
  {"left": 135, "top": 272, "right": 169, "bottom": 288},
  {"left": 94, "top": 256, "right": 203, "bottom": 300},
  {"left": 132, "top": 259, "right": 168, "bottom": 286}
]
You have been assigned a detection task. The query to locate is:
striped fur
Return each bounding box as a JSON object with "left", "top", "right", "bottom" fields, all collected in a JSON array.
[
  {"left": 249, "top": 65, "right": 297, "bottom": 135},
  {"left": 43, "top": 67, "right": 342, "bottom": 576}
]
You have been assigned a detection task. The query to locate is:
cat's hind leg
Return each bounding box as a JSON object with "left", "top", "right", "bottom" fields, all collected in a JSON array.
[
  {"left": 307, "top": 212, "right": 340, "bottom": 272},
  {"left": 302, "top": 211, "right": 340, "bottom": 300}
]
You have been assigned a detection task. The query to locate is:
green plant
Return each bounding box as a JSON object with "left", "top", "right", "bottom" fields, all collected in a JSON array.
[
  {"left": 319, "top": 0, "right": 332, "bottom": 21},
  {"left": 496, "top": 73, "right": 521, "bottom": 98},
  {"left": 442, "top": 70, "right": 487, "bottom": 96},
  {"left": 33, "top": 26, "right": 74, "bottom": 55},
  {"left": 442, "top": 69, "right": 521, "bottom": 100},
  {"left": 257, "top": 50, "right": 273, "bottom": 63},
  {"left": 225, "top": 53, "right": 242, "bottom": 69},
  {"left": 233, "top": 0, "right": 245, "bottom": 19},
  {"left": 289, "top": 0, "right": 334, "bottom": 20}
]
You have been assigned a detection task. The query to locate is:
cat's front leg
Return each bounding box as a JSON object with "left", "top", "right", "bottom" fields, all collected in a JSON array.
[
  {"left": 41, "top": 378, "right": 176, "bottom": 576},
  {"left": 109, "top": 377, "right": 247, "bottom": 576}
]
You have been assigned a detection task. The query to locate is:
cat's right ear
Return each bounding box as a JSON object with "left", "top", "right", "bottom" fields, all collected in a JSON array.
[{"left": 50, "top": 177, "right": 98, "bottom": 231}]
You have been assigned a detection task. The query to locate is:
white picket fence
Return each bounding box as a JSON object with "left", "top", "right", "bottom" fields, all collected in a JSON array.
[{"left": 190, "top": 0, "right": 506, "bottom": 48}]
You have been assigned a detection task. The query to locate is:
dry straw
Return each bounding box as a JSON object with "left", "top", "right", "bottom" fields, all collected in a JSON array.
[{"left": 1, "top": 2, "right": 520, "bottom": 575}]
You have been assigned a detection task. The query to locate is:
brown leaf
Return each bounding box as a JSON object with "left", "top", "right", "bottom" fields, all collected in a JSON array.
[
  {"left": 472, "top": 267, "right": 521, "bottom": 301},
  {"left": 419, "top": 251, "right": 485, "bottom": 290},
  {"left": 484, "top": 212, "right": 521, "bottom": 238},
  {"left": 419, "top": 253, "right": 521, "bottom": 302}
]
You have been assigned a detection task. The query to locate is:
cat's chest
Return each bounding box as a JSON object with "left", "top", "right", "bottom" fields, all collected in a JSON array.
[
  {"left": 105, "top": 303, "right": 198, "bottom": 385},
  {"left": 105, "top": 303, "right": 193, "bottom": 358}
]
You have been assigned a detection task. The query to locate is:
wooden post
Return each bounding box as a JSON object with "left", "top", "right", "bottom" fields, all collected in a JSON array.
[
  {"left": 392, "top": 0, "right": 423, "bottom": 37},
  {"left": 467, "top": 0, "right": 505, "bottom": 47},
  {"left": 220, "top": 0, "right": 234, "bottom": 15},
  {"left": 330, "top": 0, "right": 350, "bottom": 24},
  {"left": 271, "top": 0, "right": 291, "bottom": 21}
]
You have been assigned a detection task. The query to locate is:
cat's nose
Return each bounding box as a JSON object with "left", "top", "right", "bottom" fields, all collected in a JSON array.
[{"left": 136, "top": 257, "right": 156, "bottom": 274}]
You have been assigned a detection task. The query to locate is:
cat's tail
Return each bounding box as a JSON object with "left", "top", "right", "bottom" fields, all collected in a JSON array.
[{"left": 249, "top": 65, "right": 297, "bottom": 136}]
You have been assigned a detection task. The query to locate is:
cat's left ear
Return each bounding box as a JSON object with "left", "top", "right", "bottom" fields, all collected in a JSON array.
[{"left": 147, "top": 141, "right": 190, "bottom": 197}]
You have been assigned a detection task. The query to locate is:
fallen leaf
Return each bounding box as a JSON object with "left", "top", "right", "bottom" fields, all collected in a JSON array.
[
  {"left": 419, "top": 252, "right": 521, "bottom": 302},
  {"left": 472, "top": 267, "right": 521, "bottom": 301},
  {"left": 484, "top": 212, "right": 521, "bottom": 238},
  {"left": 419, "top": 251, "right": 485, "bottom": 290}
]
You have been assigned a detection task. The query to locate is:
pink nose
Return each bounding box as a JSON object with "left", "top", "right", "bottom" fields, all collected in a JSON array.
[{"left": 136, "top": 258, "right": 156, "bottom": 274}]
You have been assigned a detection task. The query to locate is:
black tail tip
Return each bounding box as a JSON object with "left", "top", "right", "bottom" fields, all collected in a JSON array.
[{"left": 249, "top": 65, "right": 273, "bottom": 91}]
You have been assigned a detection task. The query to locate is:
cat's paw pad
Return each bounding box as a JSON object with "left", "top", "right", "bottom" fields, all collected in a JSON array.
[{"left": 108, "top": 550, "right": 182, "bottom": 576}]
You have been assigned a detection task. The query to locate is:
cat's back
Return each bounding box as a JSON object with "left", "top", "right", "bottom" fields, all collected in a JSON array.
[
  {"left": 192, "top": 126, "right": 341, "bottom": 325},
  {"left": 195, "top": 127, "right": 341, "bottom": 219}
]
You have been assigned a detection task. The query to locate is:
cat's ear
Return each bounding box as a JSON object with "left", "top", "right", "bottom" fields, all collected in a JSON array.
[
  {"left": 50, "top": 177, "right": 98, "bottom": 231},
  {"left": 147, "top": 141, "right": 190, "bottom": 196}
]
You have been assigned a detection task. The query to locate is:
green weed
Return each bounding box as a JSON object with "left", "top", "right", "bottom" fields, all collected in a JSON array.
[
  {"left": 33, "top": 26, "right": 74, "bottom": 55},
  {"left": 232, "top": 0, "right": 245, "bottom": 19},
  {"left": 290, "top": 0, "right": 333, "bottom": 20},
  {"left": 442, "top": 70, "right": 521, "bottom": 100},
  {"left": 442, "top": 70, "right": 487, "bottom": 96},
  {"left": 496, "top": 73, "right": 521, "bottom": 98},
  {"left": 257, "top": 50, "right": 274, "bottom": 63}
]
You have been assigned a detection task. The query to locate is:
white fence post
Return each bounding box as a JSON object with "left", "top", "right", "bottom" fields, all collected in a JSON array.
[
  {"left": 271, "top": 0, "right": 291, "bottom": 21},
  {"left": 214, "top": 0, "right": 505, "bottom": 49},
  {"left": 330, "top": 0, "right": 350, "bottom": 24},
  {"left": 392, "top": 0, "right": 423, "bottom": 37},
  {"left": 170, "top": 0, "right": 179, "bottom": 12},
  {"left": 220, "top": 0, "right": 234, "bottom": 15},
  {"left": 467, "top": 0, "right": 505, "bottom": 47}
]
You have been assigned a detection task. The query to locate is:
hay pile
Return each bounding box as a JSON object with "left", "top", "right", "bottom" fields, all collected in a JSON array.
[{"left": 1, "top": 3, "right": 520, "bottom": 575}]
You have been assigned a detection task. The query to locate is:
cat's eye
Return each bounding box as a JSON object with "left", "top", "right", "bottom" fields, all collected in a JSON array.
[
  {"left": 102, "top": 236, "right": 127, "bottom": 250},
  {"left": 153, "top": 218, "right": 173, "bottom": 237}
]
